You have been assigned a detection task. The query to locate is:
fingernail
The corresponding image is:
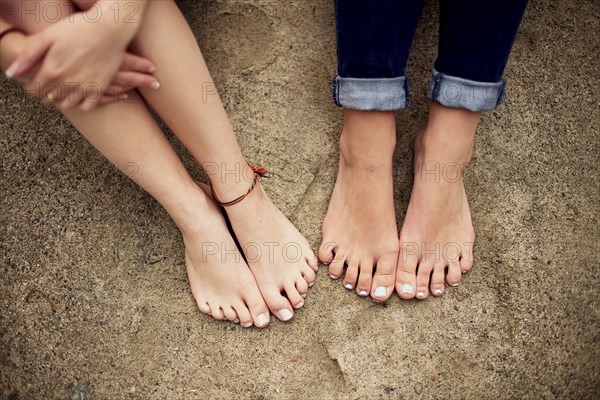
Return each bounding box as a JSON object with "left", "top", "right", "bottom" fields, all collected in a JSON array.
[
  {"left": 241, "top": 321, "right": 253, "bottom": 328},
  {"left": 294, "top": 301, "right": 304, "bottom": 309},
  {"left": 5, "top": 62, "right": 18, "bottom": 79},
  {"left": 148, "top": 65, "right": 157, "bottom": 73},
  {"left": 417, "top": 291, "right": 426, "bottom": 298},
  {"left": 278, "top": 309, "right": 293, "bottom": 321},
  {"left": 434, "top": 289, "right": 443, "bottom": 295},
  {"left": 358, "top": 290, "right": 368, "bottom": 296},
  {"left": 150, "top": 81, "right": 160, "bottom": 90},
  {"left": 120, "top": 94, "right": 128, "bottom": 100},
  {"left": 301, "top": 293, "right": 307, "bottom": 298},
  {"left": 256, "top": 313, "right": 269, "bottom": 327},
  {"left": 374, "top": 287, "right": 387, "bottom": 297},
  {"left": 401, "top": 284, "right": 414, "bottom": 295},
  {"left": 233, "top": 318, "right": 239, "bottom": 324},
  {"left": 344, "top": 283, "right": 353, "bottom": 290},
  {"left": 329, "top": 274, "right": 338, "bottom": 280}
]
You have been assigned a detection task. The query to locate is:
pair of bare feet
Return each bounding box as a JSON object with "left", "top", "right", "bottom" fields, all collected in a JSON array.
[
  {"left": 180, "top": 179, "right": 317, "bottom": 329},
  {"left": 319, "top": 104, "right": 478, "bottom": 302}
]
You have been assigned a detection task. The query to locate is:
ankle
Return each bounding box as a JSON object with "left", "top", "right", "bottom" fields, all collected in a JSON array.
[
  {"left": 161, "top": 182, "right": 213, "bottom": 234},
  {"left": 339, "top": 110, "right": 396, "bottom": 172}
]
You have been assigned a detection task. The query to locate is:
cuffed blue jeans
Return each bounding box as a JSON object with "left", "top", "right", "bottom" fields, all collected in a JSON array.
[{"left": 333, "top": 0, "right": 528, "bottom": 112}]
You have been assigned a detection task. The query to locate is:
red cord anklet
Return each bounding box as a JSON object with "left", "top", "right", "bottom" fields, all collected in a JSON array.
[{"left": 210, "top": 164, "right": 269, "bottom": 207}]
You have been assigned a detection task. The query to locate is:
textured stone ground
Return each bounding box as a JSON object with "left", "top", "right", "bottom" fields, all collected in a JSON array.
[{"left": 1, "top": 0, "right": 598, "bottom": 399}]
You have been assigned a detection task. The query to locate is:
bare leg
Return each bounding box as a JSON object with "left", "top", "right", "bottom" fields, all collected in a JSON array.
[
  {"left": 128, "top": 0, "right": 318, "bottom": 321},
  {"left": 5, "top": 0, "right": 271, "bottom": 327},
  {"left": 396, "top": 102, "right": 478, "bottom": 300},
  {"left": 319, "top": 110, "right": 400, "bottom": 301}
]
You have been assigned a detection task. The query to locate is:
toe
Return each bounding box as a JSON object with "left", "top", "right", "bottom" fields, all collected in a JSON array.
[
  {"left": 304, "top": 244, "right": 319, "bottom": 272},
  {"left": 370, "top": 252, "right": 397, "bottom": 301},
  {"left": 446, "top": 260, "right": 462, "bottom": 286},
  {"left": 233, "top": 302, "right": 253, "bottom": 328},
  {"left": 430, "top": 263, "right": 446, "bottom": 296},
  {"left": 209, "top": 303, "right": 225, "bottom": 320},
  {"left": 343, "top": 259, "right": 359, "bottom": 290},
  {"left": 261, "top": 283, "right": 295, "bottom": 322},
  {"left": 395, "top": 249, "right": 418, "bottom": 299},
  {"left": 295, "top": 277, "right": 309, "bottom": 297},
  {"left": 300, "top": 265, "right": 316, "bottom": 286},
  {"left": 222, "top": 305, "right": 239, "bottom": 322},
  {"left": 284, "top": 282, "right": 305, "bottom": 309},
  {"left": 460, "top": 256, "right": 473, "bottom": 273},
  {"left": 328, "top": 250, "right": 347, "bottom": 279},
  {"left": 356, "top": 260, "right": 374, "bottom": 296},
  {"left": 244, "top": 287, "right": 271, "bottom": 328},
  {"left": 415, "top": 261, "right": 433, "bottom": 300},
  {"left": 195, "top": 298, "right": 211, "bottom": 315},
  {"left": 318, "top": 240, "right": 336, "bottom": 265}
]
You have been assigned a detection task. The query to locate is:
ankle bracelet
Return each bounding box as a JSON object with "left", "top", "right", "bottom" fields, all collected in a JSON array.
[{"left": 210, "top": 163, "right": 269, "bottom": 207}]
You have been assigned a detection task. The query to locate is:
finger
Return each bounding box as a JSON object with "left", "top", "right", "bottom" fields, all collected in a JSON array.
[
  {"left": 7, "top": 33, "right": 52, "bottom": 79},
  {"left": 113, "top": 71, "right": 160, "bottom": 90},
  {"left": 121, "top": 52, "right": 157, "bottom": 73},
  {"left": 98, "top": 93, "right": 129, "bottom": 105}
]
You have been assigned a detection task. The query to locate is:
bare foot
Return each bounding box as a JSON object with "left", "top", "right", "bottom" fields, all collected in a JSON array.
[
  {"left": 396, "top": 104, "right": 479, "bottom": 300},
  {"left": 180, "top": 183, "right": 271, "bottom": 328},
  {"left": 222, "top": 181, "right": 318, "bottom": 322},
  {"left": 319, "top": 110, "right": 399, "bottom": 301}
]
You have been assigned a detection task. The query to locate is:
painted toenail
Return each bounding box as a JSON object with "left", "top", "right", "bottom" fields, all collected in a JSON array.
[
  {"left": 401, "top": 284, "right": 414, "bottom": 295},
  {"left": 434, "top": 289, "right": 443, "bottom": 295},
  {"left": 358, "top": 290, "right": 369, "bottom": 296},
  {"left": 417, "top": 291, "right": 426, "bottom": 298},
  {"left": 233, "top": 318, "right": 239, "bottom": 324},
  {"left": 294, "top": 301, "right": 304, "bottom": 309},
  {"left": 344, "top": 283, "right": 353, "bottom": 290},
  {"left": 462, "top": 270, "right": 467, "bottom": 274},
  {"left": 308, "top": 282, "right": 314, "bottom": 287},
  {"left": 278, "top": 309, "right": 293, "bottom": 321},
  {"left": 374, "top": 287, "right": 387, "bottom": 297},
  {"left": 242, "top": 321, "right": 253, "bottom": 328},
  {"left": 329, "top": 274, "right": 338, "bottom": 280},
  {"left": 301, "top": 293, "right": 307, "bottom": 298},
  {"left": 450, "top": 283, "right": 459, "bottom": 287},
  {"left": 256, "top": 313, "right": 269, "bottom": 327}
]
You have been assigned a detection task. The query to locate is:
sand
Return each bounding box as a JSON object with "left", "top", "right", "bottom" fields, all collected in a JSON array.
[{"left": 1, "top": 0, "right": 599, "bottom": 399}]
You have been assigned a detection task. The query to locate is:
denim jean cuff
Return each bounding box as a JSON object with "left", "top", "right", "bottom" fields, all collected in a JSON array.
[
  {"left": 332, "top": 75, "right": 409, "bottom": 111},
  {"left": 428, "top": 68, "right": 506, "bottom": 112}
]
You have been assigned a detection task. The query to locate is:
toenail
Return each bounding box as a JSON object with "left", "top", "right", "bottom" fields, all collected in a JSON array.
[
  {"left": 434, "top": 289, "right": 443, "bottom": 295},
  {"left": 462, "top": 270, "right": 467, "bottom": 274},
  {"left": 374, "top": 287, "right": 387, "bottom": 297},
  {"left": 344, "top": 283, "right": 353, "bottom": 290},
  {"left": 256, "top": 313, "right": 269, "bottom": 327},
  {"left": 278, "top": 309, "right": 293, "bottom": 321},
  {"left": 401, "top": 284, "right": 414, "bottom": 295},
  {"left": 241, "top": 321, "right": 253, "bottom": 328},
  {"left": 301, "top": 293, "right": 307, "bottom": 298},
  {"left": 417, "top": 291, "right": 426, "bottom": 298},
  {"left": 358, "top": 290, "right": 368, "bottom": 296},
  {"left": 450, "top": 283, "right": 459, "bottom": 287},
  {"left": 329, "top": 274, "right": 338, "bottom": 280},
  {"left": 294, "top": 300, "right": 304, "bottom": 309},
  {"left": 308, "top": 282, "right": 314, "bottom": 287},
  {"left": 233, "top": 318, "right": 239, "bottom": 324}
]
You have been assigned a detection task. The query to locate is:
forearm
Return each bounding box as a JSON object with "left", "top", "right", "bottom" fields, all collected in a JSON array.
[{"left": 94, "top": 0, "right": 149, "bottom": 44}]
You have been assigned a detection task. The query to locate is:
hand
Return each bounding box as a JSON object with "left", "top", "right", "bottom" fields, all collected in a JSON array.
[{"left": 6, "top": 11, "right": 159, "bottom": 111}]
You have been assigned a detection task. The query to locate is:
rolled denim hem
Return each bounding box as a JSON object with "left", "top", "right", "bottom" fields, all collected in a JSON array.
[
  {"left": 428, "top": 68, "right": 506, "bottom": 112},
  {"left": 332, "top": 75, "right": 409, "bottom": 111}
]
